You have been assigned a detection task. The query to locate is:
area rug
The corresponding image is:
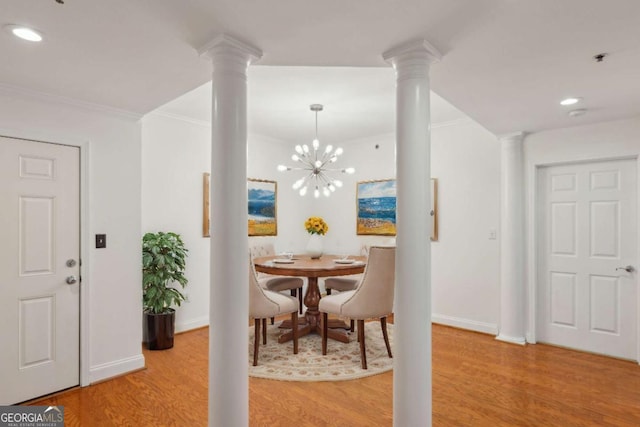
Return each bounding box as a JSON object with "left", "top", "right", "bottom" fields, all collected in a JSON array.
[{"left": 248, "top": 321, "right": 394, "bottom": 381}]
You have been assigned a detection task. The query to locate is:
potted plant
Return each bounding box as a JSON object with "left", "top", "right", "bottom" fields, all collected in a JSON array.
[{"left": 142, "top": 231, "right": 188, "bottom": 350}]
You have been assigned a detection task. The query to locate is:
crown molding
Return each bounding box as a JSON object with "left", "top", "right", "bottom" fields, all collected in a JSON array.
[
  {"left": 0, "top": 83, "right": 143, "bottom": 121},
  {"left": 148, "top": 110, "right": 211, "bottom": 128},
  {"left": 431, "top": 117, "right": 472, "bottom": 129}
]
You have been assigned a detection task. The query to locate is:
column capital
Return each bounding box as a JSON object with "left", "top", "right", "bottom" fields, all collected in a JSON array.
[
  {"left": 382, "top": 39, "right": 442, "bottom": 66},
  {"left": 198, "top": 33, "right": 263, "bottom": 64},
  {"left": 498, "top": 131, "right": 526, "bottom": 144}
]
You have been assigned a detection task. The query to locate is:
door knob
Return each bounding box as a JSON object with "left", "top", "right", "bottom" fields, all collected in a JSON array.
[
  {"left": 616, "top": 265, "right": 635, "bottom": 273},
  {"left": 66, "top": 275, "right": 78, "bottom": 284}
]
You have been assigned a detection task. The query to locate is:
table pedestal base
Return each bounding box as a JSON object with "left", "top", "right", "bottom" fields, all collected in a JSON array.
[{"left": 278, "top": 315, "right": 351, "bottom": 343}]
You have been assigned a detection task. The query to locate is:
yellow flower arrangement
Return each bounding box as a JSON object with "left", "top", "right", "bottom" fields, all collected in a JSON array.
[{"left": 305, "top": 216, "right": 329, "bottom": 235}]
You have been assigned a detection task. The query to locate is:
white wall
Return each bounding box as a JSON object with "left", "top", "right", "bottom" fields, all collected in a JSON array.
[
  {"left": 140, "top": 112, "right": 504, "bottom": 335},
  {"left": 141, "top": 113, "right": 212, "bottom": 332},
  {"left": 248, "top": 133, "right": 314, "bottom": 254},
  {"left": 524, "top": 116, "right": 640, "bottom": 340},
  {"left": 0, "top": 86, "right": 144, "bottom": 384},
  {"left": 141, "top": 113, "right": 311, "bottom": 332},
  {"left": 315, "top": 133, "right": 397, "bottom": 255},
  {"left": 431, "top": 120, "right": 501, "bottom": 333}
]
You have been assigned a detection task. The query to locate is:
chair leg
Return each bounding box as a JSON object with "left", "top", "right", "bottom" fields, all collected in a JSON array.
[
  {"left": 381, "top": 316, "right": 392, "bottom": 358},
  {"left": 290, "top": 288, "right": 303, "bottom": 314},
  {"left": 270, "top": 317, "right": 274, "bottom": 325},
  {"left": 298, "top": 287, "right": 303, "bottom": 314},
  {"left": 321, "top": 313, "right": 328, "bottom": 355},
  {"left": 291, "top": 311, "right": 299, "bottom": 354},
  {"left": 358, "top": 319, "right": 367, "bottom": 369},
  {"left": 350, "top": 319, "right": 355, "bottom": 332},
  {"left": 262, "top": 318, "right": 267, "bottom": 345},
  {"left": 253, "top": 319, "right": 260, "bottom": 366},
  {"left": 326, "top": 288, "right": 332, "bottom": 295}
]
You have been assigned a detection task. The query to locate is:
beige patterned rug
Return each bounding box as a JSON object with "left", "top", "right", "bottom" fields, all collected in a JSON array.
[{"left": 248, "top": 321, "right": 394, "bottom": 381}]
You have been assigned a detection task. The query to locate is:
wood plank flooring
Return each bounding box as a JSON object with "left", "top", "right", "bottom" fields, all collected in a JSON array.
[{"left": 31, "top": 324, "right": 640, "bottom": 426}]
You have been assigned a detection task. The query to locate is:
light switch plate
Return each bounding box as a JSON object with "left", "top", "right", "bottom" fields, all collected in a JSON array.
[{"left": 96, "top": 234, "right": 106, "bottom": 248}]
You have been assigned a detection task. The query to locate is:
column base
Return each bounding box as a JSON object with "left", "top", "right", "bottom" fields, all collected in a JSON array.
[{"left": 495, "top": 334, "right": 526, "bottom": 346}]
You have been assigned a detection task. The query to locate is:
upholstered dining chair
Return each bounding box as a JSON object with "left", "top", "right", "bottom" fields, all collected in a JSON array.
[
  {"left": 324, "top": 244, "right": 370, "bottom": 331},
  {"left": 319, "top": 246, "right": 395, "bottom": 369},
  {"left": 249, "top": 259, "right": 298, "bottom": 366},
  {"left": 250, "top": 243, "right": 304, "bottom": 317}
]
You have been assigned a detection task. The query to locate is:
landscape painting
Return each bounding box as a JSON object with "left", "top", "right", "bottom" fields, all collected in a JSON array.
[
  {"left": 248, "top": 179, "right": 277, "bottom": 236},
  {"left": 357, "top": 179, "right": 396, "bottom": 235}
]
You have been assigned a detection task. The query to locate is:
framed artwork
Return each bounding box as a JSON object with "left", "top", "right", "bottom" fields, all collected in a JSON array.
[
  {"left": 356, "top": 179, "right": 396, "bottom": 236},
  {"left": 248, "top": 178, "right": 277, "bottom": 236},
  {"left": 355, "top": 178, "right": 438, "bottom": 240},
  {"left": 203, "top": 173, "right": 210, "bottom": 237}
]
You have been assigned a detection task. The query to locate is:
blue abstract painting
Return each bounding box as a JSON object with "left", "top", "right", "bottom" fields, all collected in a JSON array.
[
  {"left": 248, "top": 179, "right": 277, "bottom": 236},
  {"left": 357, "top": 179, "right": 396, "bottom": 235}
]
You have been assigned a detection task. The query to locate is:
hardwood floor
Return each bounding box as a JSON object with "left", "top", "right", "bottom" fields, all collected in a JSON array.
[{"left": 31, "top": 324, "right": 640, "bottom": 426}]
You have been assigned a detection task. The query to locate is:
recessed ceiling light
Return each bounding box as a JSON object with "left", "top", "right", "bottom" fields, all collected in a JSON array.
[
  {"left": 5, "top": 24, "right": 43, "bottom": 42},
  {"left": 568, "top": 108, "right": 587, "bottom": 117},
  {"left": 560, "top": 97, "right": 581, "bottom": 106}
]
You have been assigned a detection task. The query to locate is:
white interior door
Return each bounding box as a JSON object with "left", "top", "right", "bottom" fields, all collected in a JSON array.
[
  {"left": 0, "top": 136, "right": 80, "bottom": 404},
  {"left": 537, "top": 159, "right": 637, "bottom": 360}
]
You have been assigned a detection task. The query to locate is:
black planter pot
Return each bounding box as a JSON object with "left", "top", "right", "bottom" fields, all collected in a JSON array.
[{"left": 144, "top": 309, "right": 175, "bottom": 350}]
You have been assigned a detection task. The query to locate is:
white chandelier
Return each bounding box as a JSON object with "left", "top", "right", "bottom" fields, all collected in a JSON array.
[{"left": 277, "top": 104, "right": 355, "bottom": 198}]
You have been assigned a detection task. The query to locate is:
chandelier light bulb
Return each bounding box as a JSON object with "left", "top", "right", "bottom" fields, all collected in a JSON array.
[
  {"left": 323, "top": 187, "right": 330, "bottom": 197},
  {"left": 334, "top": 180, "right": 343, "bottom": 188},
  {"left": 344, "top": 167, "right": 355, "bottom": 174},
  {"left": 330, "top": 155, "right": 337, "bottom": 163},
  {"left": 334, "top": 147, "right": 344, "bottom": 156},
  {"left": 314, "top": 160, "right": 322, "bottom": 168},
  {"left": 299, "top": 186, "right": 308, "bottom": 196},
  {"left": 292, "top": 178, "right": 304, "bottom": 190},
  {"left": 291, "top": 154, "right": 299, "bottom": 162},
  {"left": 295, "top": 145, "right": 303, "bottom": 154},
  {"left": 312, "top": 138, "right": 320, "bottom": 150},
  {"left": 325, "top": 145, "right": 333, "bottom": 154},
  {"left": 314, "top": 188, "right": 320, "bottom": 198},
  {"left": 302, "top": 144, "right": 309, "bottom": 153},
  {"left": 328, "top": 184, "right": 336, "bottom": 192},
  {"left": 277, "top": 165, "right": 288, "bottom": 172}
]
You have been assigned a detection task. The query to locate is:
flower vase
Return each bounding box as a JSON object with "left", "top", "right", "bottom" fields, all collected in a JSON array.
[{"left": 306, "top": 234, "right": 323, "bottom": 259}]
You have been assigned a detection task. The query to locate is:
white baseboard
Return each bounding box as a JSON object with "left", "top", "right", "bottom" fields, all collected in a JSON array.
[
  {"left": 432, "top": 314, "right": 499, "bottom": 335},
  {"left": 89, "top": 354, "right": 146, "bottom": 384},
  {"left": 496, "top": 334, "right": 527, "bottom": 346},
  {"left": 176, "top": 316, "right": 209, "bottom": 333}
]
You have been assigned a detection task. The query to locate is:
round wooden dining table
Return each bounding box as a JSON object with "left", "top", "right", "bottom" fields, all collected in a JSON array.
[{"left": 253, "top": 254, "right": 366, "bottom": 343}]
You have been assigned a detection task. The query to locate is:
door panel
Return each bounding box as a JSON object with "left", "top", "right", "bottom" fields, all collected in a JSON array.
[
  {"left": 538, "top": 159, "right": 637, "bottom": 360},
  {"left": 20, "top": 196, "right": 55, "bottom": 274},
  {"left": 0, "top": 136, "right": 80, "bottom": 404}
]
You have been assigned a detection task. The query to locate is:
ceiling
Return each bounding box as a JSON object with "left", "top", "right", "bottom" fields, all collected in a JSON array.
[
  {"left": 2, "top": 0, "right": 639, "bottom": 140},
  {"left": 156, "top": 66, "right": 466, "bottom": 145}
]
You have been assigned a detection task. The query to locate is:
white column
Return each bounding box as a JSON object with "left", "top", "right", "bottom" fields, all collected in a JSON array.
[
  {"left": 496, "top": 132, "right": 526, "bottom": 345},
  {"left": 383, "top": 39, "right": 441, "bottom": 427},
  {"left": 198, "top": 35, "right": 262, "bottom": 427}
]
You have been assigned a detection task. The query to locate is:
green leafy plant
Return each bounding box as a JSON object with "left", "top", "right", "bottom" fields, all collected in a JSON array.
[{"left": 142, "top": 232, "right": 188, "bottom": 314}]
